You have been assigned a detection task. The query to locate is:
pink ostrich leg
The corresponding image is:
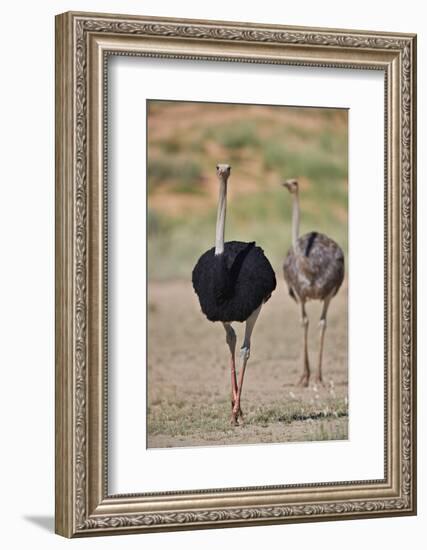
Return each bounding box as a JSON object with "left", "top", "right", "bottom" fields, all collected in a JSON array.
[
  {"left": 223, "top": 323, "right": 238, "bottom": 409},
  {"left": 231, "top": 305, "right": 261, "bottom": 426}
]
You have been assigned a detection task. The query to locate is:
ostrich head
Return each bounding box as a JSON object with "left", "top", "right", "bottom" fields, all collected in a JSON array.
[
  {"left": 282, "top": 179, "right": 299, "bottom": 194},
  {"left": 216, "top": 164, "right": 231, "bottom": 180}
]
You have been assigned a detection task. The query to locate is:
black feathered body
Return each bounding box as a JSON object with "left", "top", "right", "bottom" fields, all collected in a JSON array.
[
  {"left": 283, "top": 231, "right": 344, "bottom": 303},
  {"left": 192, "top": 241, "right": 276, "bottom": 322}
]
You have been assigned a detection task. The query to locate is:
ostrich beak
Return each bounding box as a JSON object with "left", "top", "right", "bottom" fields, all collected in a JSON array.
[
  {"left": 282, "top": 179, "right": 298, "bottom": 192},
  {"left": 216, "top": 164, "right": 231, "bottom": 179}
]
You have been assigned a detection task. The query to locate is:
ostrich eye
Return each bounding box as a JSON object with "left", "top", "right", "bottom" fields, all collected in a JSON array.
[{"left": 216, "top": 165, "right": 219, "bottom": 170}]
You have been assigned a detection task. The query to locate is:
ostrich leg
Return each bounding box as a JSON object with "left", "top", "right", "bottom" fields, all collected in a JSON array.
[
  {"left": 316, "top": 296, "right": 331, "bottom": 385},
  {"left": 298, "top": 301, "right": 310, "bottom": 387},
  {"left": 231, "top": 305, "right": 261, "bottom": 426},
  {"left": 223, "top": 323, "right": 238, "bottom": 412}
]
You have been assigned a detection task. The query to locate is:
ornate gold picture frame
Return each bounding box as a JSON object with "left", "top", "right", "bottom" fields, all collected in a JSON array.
[{"left": 55, "top": 11, "right": 416, "bottom": 537}]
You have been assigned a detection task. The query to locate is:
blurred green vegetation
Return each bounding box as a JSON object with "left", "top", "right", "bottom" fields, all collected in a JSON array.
[
  {"left": 147, "top": 101, "right": 348, "bottom": 280},
  {"left": 148, "top": 158, "right": 204, "bottom": 193},
  {"left": 204, "top": 121, "right": 260, "bottom": 149}
]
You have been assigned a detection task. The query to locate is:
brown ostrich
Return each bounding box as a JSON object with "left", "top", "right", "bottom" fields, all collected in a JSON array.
[{"left": 281, "top": 179, "right": 345, "bottom": 387}]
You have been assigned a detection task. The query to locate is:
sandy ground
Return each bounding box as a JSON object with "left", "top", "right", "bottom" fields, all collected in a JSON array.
[{"left": 147, "top": 277, "right": 348, "bottom": 448}]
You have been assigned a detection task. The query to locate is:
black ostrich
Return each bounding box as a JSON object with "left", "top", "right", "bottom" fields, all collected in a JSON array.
[
  {"left": 282, "top": 179, "right": 344, "bottom": 387},
  {"left": 192, "top": 164, "right": 276, "bottom": 425}
]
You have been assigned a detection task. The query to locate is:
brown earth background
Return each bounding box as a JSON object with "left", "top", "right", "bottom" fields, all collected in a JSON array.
[{"left": 146, "top": 100, "right": 348, "bottom": 448}]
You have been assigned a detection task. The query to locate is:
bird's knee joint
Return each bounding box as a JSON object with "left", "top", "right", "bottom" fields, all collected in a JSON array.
[
  {"left": 301, "top": 317, "right": 309, "bottom": 328},
  {"left": 319, "top": 319, "right": 327, "bottom": 329},
  {"left": 240, "top": 346, "right": 250, "bottom": 361}
]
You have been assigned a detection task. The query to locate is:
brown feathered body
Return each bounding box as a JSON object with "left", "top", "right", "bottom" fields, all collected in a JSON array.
[{"left": 283, "top": 231, "right": 344, "bottom": 303}]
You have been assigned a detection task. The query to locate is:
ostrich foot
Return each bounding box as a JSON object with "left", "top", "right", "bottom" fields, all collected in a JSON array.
[
  {"left": 314, "top": 374, "right": 325, "bottom": 387},
  {"left": 230, "top": 412, "right": 242, "bottom": 426},
  {"left": 231, "top": 399, "right": 244, "bottom": 418},
  {"left": 297, "top": 373, "right": 310, "bottom": 387},
  {"left": 230, "top": 405, "right": 244, "bottom": 426}
]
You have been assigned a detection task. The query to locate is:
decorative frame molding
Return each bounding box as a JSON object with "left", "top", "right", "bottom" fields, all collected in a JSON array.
[{"left": 55, "top": 11, "right": 417, "bottom": 537}]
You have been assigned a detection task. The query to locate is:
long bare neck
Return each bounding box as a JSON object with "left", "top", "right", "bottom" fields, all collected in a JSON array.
[
  {"left": 215, "top": 177, "right": 228, "bottom": 255},
  {"left": 291, "top": 191, "right": 300, "bottom": 251}
]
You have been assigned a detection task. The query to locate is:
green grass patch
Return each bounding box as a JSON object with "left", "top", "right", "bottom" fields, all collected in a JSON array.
[
  {"left": 245, "top": 397, "right": 348, "bottom": 426},
  {"left": 205, "top": 121, "right": 260, "bottom": 150},
  {"left": 147, "top": 209, "right": 173, "bottom": 237},
  {"left": 147, "top": 157, "right": 204, "bottom": 194},
  {"left": 262, "top": 140, "right": 347, "bottom": 182},
  {"left": 147, "top": 396, "right": 348, "bottom": 438},
  {"left": 307, "top": 421, "right": 348, "bottom": 441}
]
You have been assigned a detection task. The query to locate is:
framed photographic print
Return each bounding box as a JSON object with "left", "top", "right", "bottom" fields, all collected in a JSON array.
[{"left": 55, "top": 11, "right": 417, "bottom": 537}]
